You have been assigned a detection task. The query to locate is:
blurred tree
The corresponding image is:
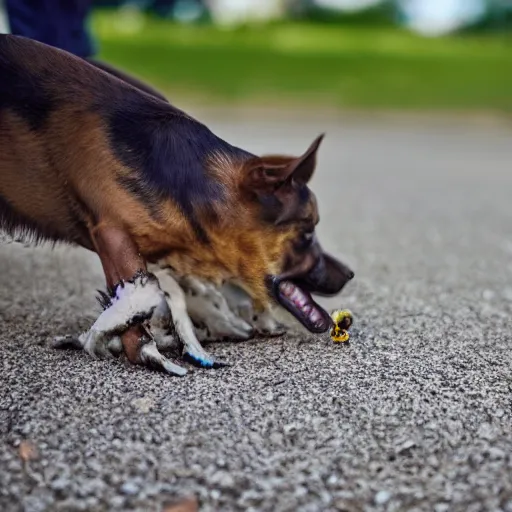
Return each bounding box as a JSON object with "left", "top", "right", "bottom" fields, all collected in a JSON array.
[{"left": 90, "top": 0, "right": 512, "bottom": 32}]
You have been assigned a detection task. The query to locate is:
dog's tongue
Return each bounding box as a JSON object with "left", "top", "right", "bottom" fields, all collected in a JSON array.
[{"left": 278, "top": 280, "right": 330, "bottom": 331}]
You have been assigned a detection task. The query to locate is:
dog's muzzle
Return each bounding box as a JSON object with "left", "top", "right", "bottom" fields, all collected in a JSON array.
[{"left": 298, "top": 252, "right": 354, "bottom": 297}]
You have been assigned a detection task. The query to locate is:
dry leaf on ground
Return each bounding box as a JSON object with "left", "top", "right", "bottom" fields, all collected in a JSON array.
[
  {"left": 18, "top": 441, "right": 38, "bottom": 462},
  {"left": 163, "top": 496, "right": 199, "bottom": 512}
]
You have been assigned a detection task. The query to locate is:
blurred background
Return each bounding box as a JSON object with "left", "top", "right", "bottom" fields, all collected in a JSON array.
[{"left": 43, "top": 0, "right": 512, "bottom": 113}]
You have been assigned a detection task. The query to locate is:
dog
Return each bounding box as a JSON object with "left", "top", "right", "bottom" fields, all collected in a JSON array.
[{"left": 0, "top": 34, "right": 355, "bottom": 375}]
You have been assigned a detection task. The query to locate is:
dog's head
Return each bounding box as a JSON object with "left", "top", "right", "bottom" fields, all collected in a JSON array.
[
  {"left": 234, "top": 134, "right": 354, "bottom": 333},
  {"left": 155, "top": 134, "right": 353, "bottom": 334}
]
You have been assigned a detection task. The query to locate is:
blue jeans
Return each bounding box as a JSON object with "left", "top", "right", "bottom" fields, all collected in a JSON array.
[{"left": 5, "top": 0, "right": 95, "bottom": 58}]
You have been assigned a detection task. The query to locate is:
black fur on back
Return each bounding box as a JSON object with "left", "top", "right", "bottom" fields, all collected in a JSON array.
[
  {"left": 0, "top": 34, "right": 254, "bottom": 246},
  {"left": 100, "top": 86, "right": 253, "bottom": 241}
]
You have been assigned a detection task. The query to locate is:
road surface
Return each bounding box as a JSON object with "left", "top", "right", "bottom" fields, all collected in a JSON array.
[{"left": 1, "top": 112, "right": 512, "bottom": 512}]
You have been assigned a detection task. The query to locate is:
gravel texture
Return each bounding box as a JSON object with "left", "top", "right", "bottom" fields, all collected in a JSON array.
[{"left": 1, "top": 114, "right": 512, "bottom": 512}]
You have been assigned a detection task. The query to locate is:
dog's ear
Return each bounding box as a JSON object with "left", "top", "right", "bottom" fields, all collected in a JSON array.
[
  {"left": 241, "top": 134, "right": 324, "bottom": 194},
  {"left": 285, "top": 133, "right": 324, "bottom": 185}
]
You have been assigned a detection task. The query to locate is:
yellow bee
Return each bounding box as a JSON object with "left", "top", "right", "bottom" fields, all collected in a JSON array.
[{"left": 330, "top": 309, "right": 353, "bottom": 343}]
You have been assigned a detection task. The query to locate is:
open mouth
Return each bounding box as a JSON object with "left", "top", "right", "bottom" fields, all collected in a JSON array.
[{"left": 268, "top": 277, "right": 333, "bottom": 333}]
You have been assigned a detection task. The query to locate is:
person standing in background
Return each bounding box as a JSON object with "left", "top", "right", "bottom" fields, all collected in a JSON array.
[
  {"left": 3, "top": 0, "right": 95, "bottom": 58},
  {"left": 0, "top": 0, "right": 9, "bottom": 34},
  {"left": 1, "top": 0, "right": 169, "bottom": 101}
]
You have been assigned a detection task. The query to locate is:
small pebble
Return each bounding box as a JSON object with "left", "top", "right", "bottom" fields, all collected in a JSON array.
[
  {"left": 375, "top": 490, "right": 392, "bottom": 506},
  {"left": 120, "top": 482, "right": 139, "bottom": 496}
]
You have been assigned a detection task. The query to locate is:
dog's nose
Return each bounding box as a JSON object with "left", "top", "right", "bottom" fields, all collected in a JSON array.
[{"left": 308, "top": 253, "right": 354, "bottom": 296}]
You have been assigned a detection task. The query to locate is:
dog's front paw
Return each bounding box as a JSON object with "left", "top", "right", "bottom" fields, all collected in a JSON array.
[
  {"left": 250, "top": 308, "right": 287, "bottom": 337},
  {"left": 180, "top": 276, "right": 254, "bottom": 342},
  {"left": 53, "top": 271, "right": 188, "bottom": 376},
  {"left": 220, "top": 282, "right": 286, "bottom": 337}
]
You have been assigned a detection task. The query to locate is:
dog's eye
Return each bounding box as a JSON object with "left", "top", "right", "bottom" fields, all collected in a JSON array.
[{"left": 297, "top": 230, "right": 315, "bottom": 250}]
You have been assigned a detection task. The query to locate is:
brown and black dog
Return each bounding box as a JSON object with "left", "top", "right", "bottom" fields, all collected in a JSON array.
[{"left": 0, "top": 34, "right": 354, "bottom": 374}]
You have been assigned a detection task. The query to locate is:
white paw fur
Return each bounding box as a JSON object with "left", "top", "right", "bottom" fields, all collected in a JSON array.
[
  {"left": 80, "top": 273, "right": 163, "bottom": 357},
  {"left": 180, "top": 276, "right": 253, "bottom": 342}
]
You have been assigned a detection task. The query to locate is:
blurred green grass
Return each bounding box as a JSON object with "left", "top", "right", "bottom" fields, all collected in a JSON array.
[{"left": 92, "top": 9, "right": 512, "bottom": 112}]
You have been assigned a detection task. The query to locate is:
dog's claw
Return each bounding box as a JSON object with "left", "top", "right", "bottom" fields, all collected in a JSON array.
[
  {"left": 140, "top": 341, "right": 187, "bottom": 376},
  {"left": 52, "top": 335, "right": 83, "bottom": 350},
  {"left": 52, "top": 334, "right": 115, "bottom": 359},
  {"left": 260, "top": 321, "right": 287, "bottom": 337},
  {"left": 183, "top": 351, "right": 229, "bottom": 369}
]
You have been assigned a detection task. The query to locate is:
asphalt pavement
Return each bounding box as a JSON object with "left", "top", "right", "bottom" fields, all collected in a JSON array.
[{"left": 1, "top": 111, "right": 512, "bottom": 512}]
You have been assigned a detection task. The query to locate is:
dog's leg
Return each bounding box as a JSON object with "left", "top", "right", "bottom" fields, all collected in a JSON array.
[
  {"left": 177, "top": 275, "right": 254, "bottom": 342},
  {"left": 54, "top": 225, "right": 187, "bottom": 376},
  {"left": 220, "top": 282, "right": 287, "bottom": 337},
  {"left": 104, "top": 288, "right": 179, "bottom": 353},
  {"left": 152, "top": 269, "right": 227, "bottom": 368}
]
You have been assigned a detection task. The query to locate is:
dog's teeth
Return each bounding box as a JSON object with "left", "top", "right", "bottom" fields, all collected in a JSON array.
[
  {"left": 309, "top": 309, "right": 320, "bottom": 323},
  {"left": 293, "top": 289, "right": 303, "bottom": 300},
  {"left": 279, "top": 282, "right": 294, "bottom": 297}
]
